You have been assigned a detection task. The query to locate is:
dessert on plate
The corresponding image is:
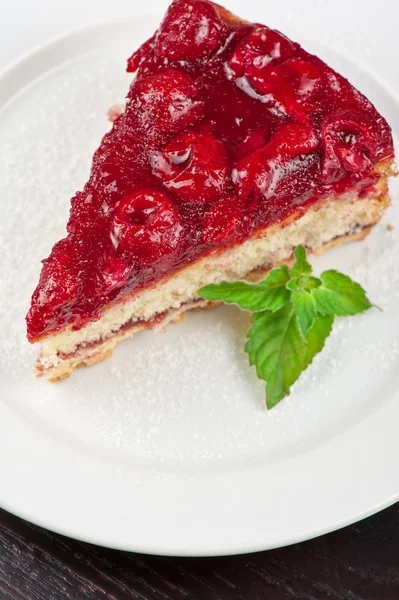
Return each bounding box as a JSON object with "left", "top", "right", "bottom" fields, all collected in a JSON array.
[{"left": 26, "top": 0, "right": 395, "bottom": 380}]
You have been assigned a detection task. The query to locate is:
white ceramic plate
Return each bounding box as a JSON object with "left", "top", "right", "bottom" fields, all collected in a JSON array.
[{"left": 1, "top": 15, "right": 399, "bottom": 556}]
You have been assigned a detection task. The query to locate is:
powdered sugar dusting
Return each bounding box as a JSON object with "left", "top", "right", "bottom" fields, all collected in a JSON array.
[
  {"left": 0, "top": 52, "right": 130, "bottom": 379},
  {"left": 1, "top": 44, "right": 399, "bottom": 472}
]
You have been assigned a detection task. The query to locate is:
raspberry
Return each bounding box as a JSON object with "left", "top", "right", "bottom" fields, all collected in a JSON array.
[
  {"left": 150, "top": 131, "right": 228, "bottom": 203},
  {"left": 228, "top": 27, "right": 296, "bottom": 94},
  {"left": 321, "top": 109, "right": 379, "bottom": 183},
  {"left": 202, "top": 196, "right": 242, "bottom": 244},
  {"left": 128, "top": 69, "right": 204, "bottom": 138},
  {"left": 155, "top": 0, "right": 227, "bottom": 61},
  {"left": 110, "top": 190, "right": 184, "bottom": 264}
]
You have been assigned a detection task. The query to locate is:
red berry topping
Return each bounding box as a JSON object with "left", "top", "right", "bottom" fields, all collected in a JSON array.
[
  {"left": 38, "top": 240, "right": 82, "bottom": 309},
  {"left": 127, "top": 35, "right": 156, "bottom": 73},
  {"left": 155, "top": 0, "right": 227, "bottom": 61},
  {"left": 110, "top": 190, "right": 184, "bottom": 264},
  {"left": 268, "top": 58, "right": 324, "bottom": 113},
  {"left": 129, "top": 69, "right": 204, "bottom": 137},
  {"left": 321, "top": 110, "right": 380, "bottom": 183},
  {"left": 228, "top": 27, "right": 297, "bottom": 94},
  {"left": 101, "top": 255, "right": 131, "bottom": 295},
  {"left": 234, "top": 122, "right": 319, "bottom": 202},
  {"left": 203, "top": 196, "right": 242, "bottom": 244},
  {"left": 26, "top": 239, "right": 83, "bottom": 339},
  {"left": 150, "top": 131, "right": 229, "bottom": 203},
  {"left": 236, "top": 129, "right": 271, "bottom": 161},
  {"left": 270, "top": 121, "right": 319, "bottom": 155}
]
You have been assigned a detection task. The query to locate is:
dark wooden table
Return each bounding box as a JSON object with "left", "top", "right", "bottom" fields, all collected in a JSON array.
[{"left": 0, "top": 505, "right": 398, "bottom": 600}]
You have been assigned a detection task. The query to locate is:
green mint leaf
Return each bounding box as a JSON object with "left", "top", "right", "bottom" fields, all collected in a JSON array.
[
  {"left": 312, "top": 269, "right": 372, "bottom": 316},
  {"left": 246, "top": 305, "right": 334, "bottom": 409},
  {"left": 303, "top": 313, "right": 334, "bottom": 366},
  {"left": 246, "top": 304, "right": 305, "bottom": 408},
  {"left": 290, "top": 289, "right": 317, "bottom": 339},
  {"left": 286, "top": 275, "right": 321, "bottom": 338},
  {"left": 290, "top": 245, "right": 312, "bottom": 278},
  {"left": 198, "top": 266, "right": 290, "bottom": 312}
]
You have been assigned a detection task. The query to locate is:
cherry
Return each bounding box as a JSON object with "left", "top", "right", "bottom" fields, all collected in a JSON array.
[
  {"left": 155, "top": 0, "right": 227, "bottom": 61},
  {"left": 150, "top": 131, "right": 228, "bottom": 203},
  {"left": 36, "top": 240, "right": 82, "bottom": 309},
  {"left": 234, "top": 122, "right": 319, "bottom": 202},
  {"left": 228, "top": 27, "right": 296, "bottom": 94},
  {"left": 101, "top": 255, "right": 131, "bottom": 295},
  {"left": 202, "top": 196, "right": 242, "bottom": 244},
  {"left": 110, "top": 190, "right": 184, "bottom": 264},
  {"left": 236, "top": 129, "right": 271, "bottom": 161},
  {"left": 321, "top": 109, "right": 379, "bottom": 183},
  {"left": 127, "top": 35, "right": 156, "bottom": 73},
  {"left": 128, "top": 69, "right": 204, "bottom": 137},
  {"left": 270, "top": 121, "right": 319, "bottom": 155},
  {"left": 267, "top": 58, "right": 324, "bottom": 114}
]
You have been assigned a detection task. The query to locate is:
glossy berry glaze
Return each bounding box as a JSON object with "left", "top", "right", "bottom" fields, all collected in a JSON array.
[{"left": 27, "top": 0, "right": 394, "bottom": 341}]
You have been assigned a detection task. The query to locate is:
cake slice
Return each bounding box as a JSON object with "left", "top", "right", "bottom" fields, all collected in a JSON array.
[{"left": 27, "top": 0, "right": 395, "bottom": 380}]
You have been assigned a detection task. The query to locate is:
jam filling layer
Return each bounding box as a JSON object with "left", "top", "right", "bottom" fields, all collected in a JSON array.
[{"left": 27, "top": 0, "right": 394, "bottom": 342}]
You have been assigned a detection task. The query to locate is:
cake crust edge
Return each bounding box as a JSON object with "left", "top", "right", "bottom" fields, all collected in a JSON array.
[{"left": 38, "top": 223, "right": 375, "bottom": 382}]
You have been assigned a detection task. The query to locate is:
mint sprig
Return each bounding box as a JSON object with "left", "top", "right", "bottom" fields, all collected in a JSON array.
[{"left": 198, "top": 246, "right": 372, "bottom": 409}]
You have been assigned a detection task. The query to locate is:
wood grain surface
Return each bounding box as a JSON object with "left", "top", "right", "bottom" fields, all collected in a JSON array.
[{"left": 0, "top": 504, "right": 398, "bottom": 600}]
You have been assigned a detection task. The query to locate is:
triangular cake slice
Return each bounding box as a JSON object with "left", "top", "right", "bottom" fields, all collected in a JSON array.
[{"left": 27, "top": 0, "right": 395, "bottom": 380}]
